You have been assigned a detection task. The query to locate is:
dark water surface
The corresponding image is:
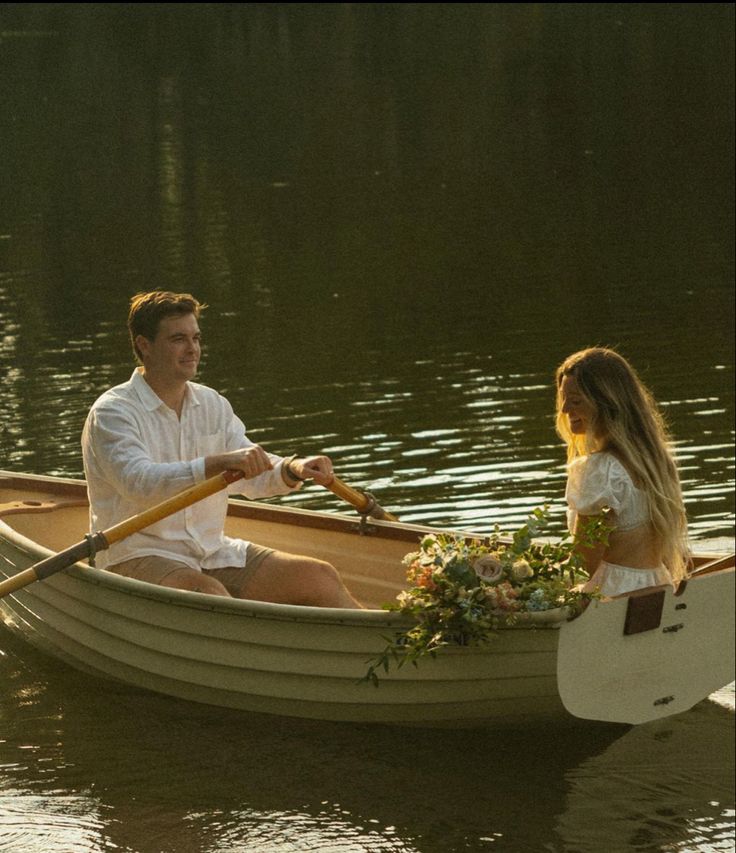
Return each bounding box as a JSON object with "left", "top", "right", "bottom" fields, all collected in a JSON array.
[{"left": 0, "top": 5, "right": 734, "bottom": 851}]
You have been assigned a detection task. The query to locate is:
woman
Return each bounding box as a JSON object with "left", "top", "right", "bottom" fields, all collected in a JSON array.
[{"left": 555, "top": 347, "right": 689, "bottom": 597}]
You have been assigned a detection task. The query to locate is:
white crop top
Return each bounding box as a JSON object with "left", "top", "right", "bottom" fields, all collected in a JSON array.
[{"left": 566, "top": 452, "right": 650, "bottom": 533}]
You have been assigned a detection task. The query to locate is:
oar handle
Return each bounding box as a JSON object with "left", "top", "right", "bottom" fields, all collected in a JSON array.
[
  {"left": 0, "top": 469, "right": 244, "bottom": 599},
  {"left": 325, "top": 475, "right": 398, "bottom": 522}
]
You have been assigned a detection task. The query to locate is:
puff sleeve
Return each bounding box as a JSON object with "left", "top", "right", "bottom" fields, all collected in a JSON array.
[{"left": 565, "top": 453, "right": 631, "bottom": 525}]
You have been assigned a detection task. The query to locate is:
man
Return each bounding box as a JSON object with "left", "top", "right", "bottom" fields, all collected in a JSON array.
[{"left": 82, "top": 290, "right": 363, "bottom": 608}]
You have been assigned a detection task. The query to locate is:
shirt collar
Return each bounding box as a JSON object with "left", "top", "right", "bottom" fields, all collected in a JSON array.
[
  {"left": 129, "top": 367, "right": 200, "bottom": 412},
  {"left": 130, "top": 368, "right": 163, "bottom": 411}
]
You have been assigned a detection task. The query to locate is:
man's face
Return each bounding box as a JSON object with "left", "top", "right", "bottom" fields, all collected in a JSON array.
[{"left": 137, "top": 313, "right": 201, "bottom": 383}]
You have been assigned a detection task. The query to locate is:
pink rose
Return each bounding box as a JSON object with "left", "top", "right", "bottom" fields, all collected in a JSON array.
[{"left": 473, "top": 554, "right": 504, "bottom": 584}]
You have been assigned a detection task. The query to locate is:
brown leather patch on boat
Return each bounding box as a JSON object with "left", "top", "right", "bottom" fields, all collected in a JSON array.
[{"left": 624, "top": 589, "right": 666, "bottom": 635}]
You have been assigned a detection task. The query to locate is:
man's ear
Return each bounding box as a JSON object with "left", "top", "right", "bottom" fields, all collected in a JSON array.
[{"left": 135, "top": 334, "right": 152, "bottom": 359}]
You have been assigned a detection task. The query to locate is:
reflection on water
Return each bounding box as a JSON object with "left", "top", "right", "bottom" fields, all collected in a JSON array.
[
  {"left": 557, "top": 705, "right": 735, "bottom": 852},
  {"left": 0, "top": 4, "right": 734, "bottom": 851},
  {"left": 0, "top": 631, "right": 733, "bottom": 853}
]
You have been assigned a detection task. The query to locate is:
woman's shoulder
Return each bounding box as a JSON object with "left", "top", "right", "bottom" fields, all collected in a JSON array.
[
  {"left": 568, "top": 451, "right": 635, "bottom": 492},
  {"left": 566, "top": 452, "right": 634, "bottom": 514},
  {"left": 570, "top": 450, "right": 630, "bottom": 473}
]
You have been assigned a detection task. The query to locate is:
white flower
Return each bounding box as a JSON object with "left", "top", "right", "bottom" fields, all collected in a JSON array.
[
  {"left": 472, "top": 554, "right": 504, "bottom": 584},
  {"left": 511, "top": 559, "right": 533, "bottom": 581}
]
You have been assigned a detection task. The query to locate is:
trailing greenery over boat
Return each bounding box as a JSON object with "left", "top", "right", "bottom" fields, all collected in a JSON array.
[{"left": 363, "top": 508, "right": 605, "bottom": 685}]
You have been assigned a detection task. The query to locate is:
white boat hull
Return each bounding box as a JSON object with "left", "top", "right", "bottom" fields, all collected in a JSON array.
[{"left": 1, "top": 471, "right": 732, "bottom": 727}]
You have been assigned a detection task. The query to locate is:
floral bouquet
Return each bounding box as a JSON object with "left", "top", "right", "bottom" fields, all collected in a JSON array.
[{"left": 364, "top": 507, "right": 606, "bottom": 685}]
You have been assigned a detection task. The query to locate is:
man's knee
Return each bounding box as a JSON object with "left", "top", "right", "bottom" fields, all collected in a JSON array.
[
  {"left": 239, "top": 551, "right": 361, "bottom": 608},
  {"left": 302, "top": 558, "right": 342, "bottom": 593},
  {"left": 294, "top": 558, "right": 361, "bottom": 608}
]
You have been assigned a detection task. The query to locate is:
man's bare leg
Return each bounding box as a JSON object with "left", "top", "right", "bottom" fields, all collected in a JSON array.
[
  {"left": 111, "top": 557, "right": 232, "bottom": 597},
  {"left": 236, "top": 551, "right": 363, "bottom": 608}
]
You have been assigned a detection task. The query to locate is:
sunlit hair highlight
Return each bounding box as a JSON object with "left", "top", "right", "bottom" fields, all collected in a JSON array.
[
  {"left": 128, "top": 291, "right": 206, "bottom": 362},
  {"left": 555, "top": 347, "right": 689, "bottom": 583}
]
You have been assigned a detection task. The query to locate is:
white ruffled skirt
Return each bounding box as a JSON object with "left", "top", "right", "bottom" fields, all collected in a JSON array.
[{"left": 582, "top": 560, "right": 673, "bottom": 597}]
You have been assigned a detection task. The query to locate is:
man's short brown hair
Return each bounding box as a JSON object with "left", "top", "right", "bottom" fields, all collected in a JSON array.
[{"left": 128, "top": 291, "right": 206, "bottom": 362}]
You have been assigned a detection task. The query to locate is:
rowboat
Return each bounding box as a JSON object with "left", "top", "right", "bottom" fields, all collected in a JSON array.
[{"left": 0, "top": 470, "right": 733, "bottom": 727}]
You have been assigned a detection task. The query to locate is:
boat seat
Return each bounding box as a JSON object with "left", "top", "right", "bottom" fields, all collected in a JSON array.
[{"left": 0, "top": 499, "right": 88, "bottom": 518}]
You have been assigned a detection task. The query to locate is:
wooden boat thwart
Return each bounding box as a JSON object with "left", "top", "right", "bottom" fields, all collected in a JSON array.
[{"left": 0, "top": 471, "right": 733, "bottom": 727}]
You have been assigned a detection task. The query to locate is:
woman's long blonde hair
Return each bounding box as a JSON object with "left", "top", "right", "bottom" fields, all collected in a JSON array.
[{"left": 555, "top": 347, "right": 689, "bottom": 583}]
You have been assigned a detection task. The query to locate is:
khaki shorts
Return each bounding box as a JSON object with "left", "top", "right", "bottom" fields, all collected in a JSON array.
[{"left": 109, "top": 543, "right": 275, "bottom": 597}]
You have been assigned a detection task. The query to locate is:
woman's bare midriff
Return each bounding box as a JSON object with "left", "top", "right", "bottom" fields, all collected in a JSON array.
[{"left": 603, "top": 523, "right": 662, "bottom": 569}]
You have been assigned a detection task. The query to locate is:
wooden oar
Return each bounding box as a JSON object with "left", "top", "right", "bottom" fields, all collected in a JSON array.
[
  {"left": 0, "top": 470, "right": 244, "bottom": 599},
  {"left": 324, "top": 474, "right": 399, "bottom": 522},
  {"left": 689, "top": 553, "right": 734, "bottom": 576}
]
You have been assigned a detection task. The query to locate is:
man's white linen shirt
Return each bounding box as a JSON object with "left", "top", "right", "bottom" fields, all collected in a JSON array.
[{"left": 82, "top": 368, "right": 297, "bottom": 570}]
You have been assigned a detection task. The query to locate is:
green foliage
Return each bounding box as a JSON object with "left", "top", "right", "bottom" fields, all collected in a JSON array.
[{"left": 364, "top": 507, "right": 603, "bottom": 686}]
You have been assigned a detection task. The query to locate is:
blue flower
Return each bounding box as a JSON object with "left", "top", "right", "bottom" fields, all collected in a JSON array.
[{"left": 525, "top": 588, "right": 552, "bottom": 611}]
